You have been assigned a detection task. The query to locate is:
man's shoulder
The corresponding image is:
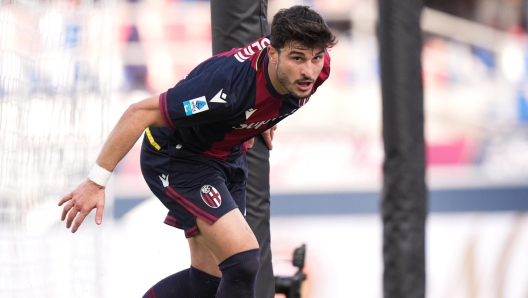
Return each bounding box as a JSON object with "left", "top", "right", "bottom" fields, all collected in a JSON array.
[
  {"left": 210, "top": 36, "right": 270, "bottom": 70},
  {"left": 174, "top": 36, "right": 270, "bottom": 97},
  {"left": 232, "top": 36, "right": 270, "bottom": 64}
]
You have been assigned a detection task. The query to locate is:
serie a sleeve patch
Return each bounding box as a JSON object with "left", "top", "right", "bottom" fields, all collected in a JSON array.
[{"left": 183, "top": 97, "right": 209, "bottom": 116}]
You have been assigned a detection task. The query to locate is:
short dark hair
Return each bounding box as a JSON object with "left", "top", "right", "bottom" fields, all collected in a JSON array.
[{"left": 270, "top": 5, "right": 337, "bottom": 51}]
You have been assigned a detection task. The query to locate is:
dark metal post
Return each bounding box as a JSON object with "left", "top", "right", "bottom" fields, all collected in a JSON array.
[{"left": 378, "top": 0, "right": 427, "bottom": 297}]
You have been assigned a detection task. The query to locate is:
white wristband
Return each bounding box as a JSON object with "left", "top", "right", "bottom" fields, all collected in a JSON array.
[{"left": 88, "top": 164, "right": 112, "bottom": 187}]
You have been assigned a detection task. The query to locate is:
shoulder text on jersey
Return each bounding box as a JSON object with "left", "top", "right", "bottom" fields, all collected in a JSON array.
[{"left": 234, "top": 38, "right": 270, "bottom": 63}]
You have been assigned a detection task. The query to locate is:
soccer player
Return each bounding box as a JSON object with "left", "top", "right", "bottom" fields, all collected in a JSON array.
[{"left": 58, "top": 5, "right": 336, "bottom": 298}]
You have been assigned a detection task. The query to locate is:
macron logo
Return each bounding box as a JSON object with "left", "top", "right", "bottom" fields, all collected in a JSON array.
[
  {"left": 159, "top": 174, "right": 169, "bottom": 187},
  {"left": 245, "top": 109, "right": 257, "bottom": 120},
  {"left": 210, "top": 89, "right": 227, "bottom": 103}
]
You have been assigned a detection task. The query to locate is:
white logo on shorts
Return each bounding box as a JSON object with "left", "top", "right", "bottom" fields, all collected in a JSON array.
[{"left": 159, "top": 174, "right": 169, "bottom": 187}]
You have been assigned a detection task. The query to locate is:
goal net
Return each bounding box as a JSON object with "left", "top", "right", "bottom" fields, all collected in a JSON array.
[{"left": 0, "top": 1, "right": 116, "bottom": 297}]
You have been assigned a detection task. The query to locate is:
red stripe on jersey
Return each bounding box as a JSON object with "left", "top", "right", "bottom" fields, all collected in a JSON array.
[
  {"left": 148, "top": 287, "right": 156, "bottom": 298},
  {"left": 214, "top": 48, "right": 240, "bottom": 58},
  {"left": 202, "top": 55, "right": 283, "bottom": 160},
  {"left": 312, "top": 51, "right": 331, "bottom": 94},
  {"left": 159, "top": 92, "right": 177, "bottom": 130}
]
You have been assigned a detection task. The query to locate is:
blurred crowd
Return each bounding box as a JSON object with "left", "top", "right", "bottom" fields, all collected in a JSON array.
[{"left": 2, "top": 0, "right": 528, "bottom": 192}]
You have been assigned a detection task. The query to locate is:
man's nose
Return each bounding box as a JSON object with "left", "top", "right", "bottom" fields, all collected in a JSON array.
[{"left": 301, "top": 62, "right": 314, "bottom": 78}]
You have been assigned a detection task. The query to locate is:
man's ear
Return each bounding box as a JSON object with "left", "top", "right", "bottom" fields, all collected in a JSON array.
[{"left": 268, "top": 45, "right": 278, "bottom": 64}]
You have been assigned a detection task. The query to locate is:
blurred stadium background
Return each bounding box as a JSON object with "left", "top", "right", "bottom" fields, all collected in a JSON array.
[{"left": 1, "top": 0, "right": 528, "bottom": 297}]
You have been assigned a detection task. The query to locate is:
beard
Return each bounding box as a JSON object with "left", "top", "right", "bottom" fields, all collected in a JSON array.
[{"left": 276, "top": 60, "right": 313, "bottom": 100}]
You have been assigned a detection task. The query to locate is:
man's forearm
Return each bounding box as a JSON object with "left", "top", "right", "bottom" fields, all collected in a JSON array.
[{"left": 96, "top": 97, "right": 164, "bottom": 172}]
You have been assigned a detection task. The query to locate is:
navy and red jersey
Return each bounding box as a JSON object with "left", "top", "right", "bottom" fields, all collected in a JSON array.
[{"left": 148, "top": 36, "right": 331, "bottom": 162}]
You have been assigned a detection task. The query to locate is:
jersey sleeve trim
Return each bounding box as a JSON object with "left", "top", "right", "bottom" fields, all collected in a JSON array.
[
  {"left": 254, "top": 48, "right": 266, "bottom": 71},
  {"left": 159, "top": 92, "right": 178, "bottom": 130}
]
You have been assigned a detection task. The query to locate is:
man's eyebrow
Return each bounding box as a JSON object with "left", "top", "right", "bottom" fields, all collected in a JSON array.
[
  {"left": 287, "top": 50, "right": 325, "bottom": 56},
  {"left": 288, "top": 50, "right": 307, "bottom": 56}
]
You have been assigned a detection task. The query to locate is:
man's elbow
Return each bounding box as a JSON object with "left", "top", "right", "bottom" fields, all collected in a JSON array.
[{"left": 125, "top": 101, "right": 165, "bottom": 128}]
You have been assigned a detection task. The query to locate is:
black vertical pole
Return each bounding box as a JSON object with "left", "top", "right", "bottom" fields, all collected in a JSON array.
[
  {"left": 378, "top": 0, "right": 427, "bottom": 298},
  {"left": 210, "top": 0, "right": 268, "bottom": 55}
]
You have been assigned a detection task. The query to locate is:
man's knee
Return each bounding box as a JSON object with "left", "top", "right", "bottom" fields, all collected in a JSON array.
[
  {"left": 216, "top": 248, "right": 261, "bottom": 298},
  {"left": 142, "top": 266, "right": 220, "bottom": 298},
  {"left": 195, "top": 209, "right": 260, "bottom": 262},
  {"left": 219, "top": 248, "right": 260, "bottom": 278}
]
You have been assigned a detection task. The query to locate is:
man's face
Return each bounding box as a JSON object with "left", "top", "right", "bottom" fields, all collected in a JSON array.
[{"left": 274, "top": 42, "right": 325, "bottom": 99}]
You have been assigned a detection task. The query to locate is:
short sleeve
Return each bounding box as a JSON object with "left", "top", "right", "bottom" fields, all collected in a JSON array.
[{"left": 159, "top": 71, "right": 234, "bottom": 129}]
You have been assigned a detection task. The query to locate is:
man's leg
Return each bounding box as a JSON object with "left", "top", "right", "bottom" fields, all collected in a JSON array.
[
  {"left": 142, "top": 209, "right": 260, "bottom": 298},
  {"left": 246, "top": 135, "right": 275, "bottom": 297},
  {"left": 142, "top": 240, "right": 221, "bottom": 298},
  {"left": 194, "top": 208, "right": 261, "bottom": 298}
]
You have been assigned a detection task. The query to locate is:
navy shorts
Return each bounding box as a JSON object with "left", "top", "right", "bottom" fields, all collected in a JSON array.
[{"left": 140, "top": 133, "right": 248, "bottom": 238}]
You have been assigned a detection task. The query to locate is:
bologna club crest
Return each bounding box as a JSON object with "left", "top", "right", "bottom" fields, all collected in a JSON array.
[{"left": 200, "top": 185, "right": 222, "bottom": 208}]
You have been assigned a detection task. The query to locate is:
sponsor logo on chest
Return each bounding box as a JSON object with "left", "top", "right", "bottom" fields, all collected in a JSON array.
[{"left": 232, "top": 108, "right": 298, "bottom": 130}]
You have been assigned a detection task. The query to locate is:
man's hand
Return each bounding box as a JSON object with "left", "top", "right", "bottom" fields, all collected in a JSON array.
[
  {"left": 247, "top": 126, "right": 277, "bottom": 150},
  {"left": 58, "top": 179, "right": 106, "bottom": 233},
  {"left": 261, "top": 125, "right": 277, "bottom": 150}
]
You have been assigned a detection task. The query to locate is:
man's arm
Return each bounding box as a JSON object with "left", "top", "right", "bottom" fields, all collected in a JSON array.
[
  {"left": 96, "top": 96, "right": 165, "bottom": 171},
  {"left": 58, "top": 95, "right": 164, "bottom": 233}
]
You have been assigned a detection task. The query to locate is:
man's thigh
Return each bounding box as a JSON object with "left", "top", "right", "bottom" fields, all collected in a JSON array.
[{"left": 194, "top": 208, "right": 259, "bottom": 264}]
